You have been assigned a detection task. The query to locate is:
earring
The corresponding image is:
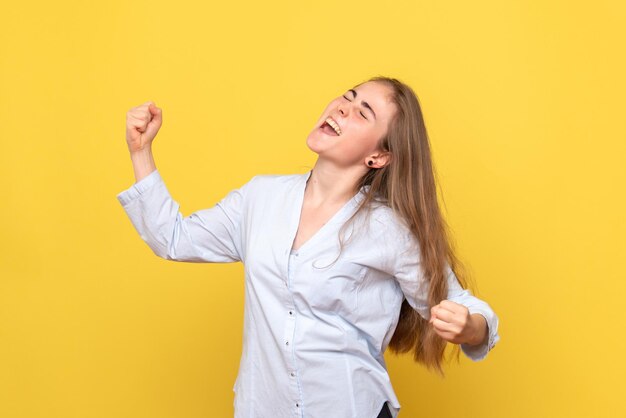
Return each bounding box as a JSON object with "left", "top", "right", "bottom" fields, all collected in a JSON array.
[{"left": 368, "top": 161, "right": 374, "bottom": 166}]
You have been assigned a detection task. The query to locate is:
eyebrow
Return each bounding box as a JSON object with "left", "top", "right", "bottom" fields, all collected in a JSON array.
[{"left": 348, "top": 89, "right": 377, "bottom": 120}]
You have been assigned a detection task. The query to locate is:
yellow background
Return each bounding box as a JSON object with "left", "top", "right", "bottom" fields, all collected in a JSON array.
[{"left": 1, "top": 0, "right": 624, "bottom": 417}]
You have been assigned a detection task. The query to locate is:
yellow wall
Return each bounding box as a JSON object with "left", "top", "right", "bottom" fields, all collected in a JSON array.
[{"left": 1, "top": 1, "right": 624, "bottom": 417}]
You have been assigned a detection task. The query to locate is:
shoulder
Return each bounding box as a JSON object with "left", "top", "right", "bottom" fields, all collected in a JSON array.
[
  {"left": 364, "top": 203, "right": 417, "bottom": 250},
  {"left": 248, "top": 172, "right": 304, "bottom": 186},
  {"left": 369, "top": 204, "right": 410, "bottom": 233},
  {"left": 238, "top": 171, "right": 307, "bottom": 198}
]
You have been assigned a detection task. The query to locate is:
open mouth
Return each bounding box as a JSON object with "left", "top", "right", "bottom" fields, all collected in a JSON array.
[{"left": 319, "top": 117, "right": 342, "bottom": 136}]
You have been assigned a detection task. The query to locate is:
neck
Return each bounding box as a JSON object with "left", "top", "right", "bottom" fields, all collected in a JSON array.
[{"left": 305, "top": 158, "right": 366, "bottom": 206}]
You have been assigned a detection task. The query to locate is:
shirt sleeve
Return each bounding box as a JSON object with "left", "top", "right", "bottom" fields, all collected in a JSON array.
[
  {"left": 116, "top": 169, "right": 256, "bottom": 263},
  {"left": 391, "top": 226, "right": 500, "bottom": 362},
  {"left": 444, "top": 267, "right": 501, "bottom": 362}
]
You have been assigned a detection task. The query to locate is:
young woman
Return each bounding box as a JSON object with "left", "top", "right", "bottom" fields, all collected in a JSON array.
[{"left": 117, "top": 76, "right": 500, "bottom": 418}]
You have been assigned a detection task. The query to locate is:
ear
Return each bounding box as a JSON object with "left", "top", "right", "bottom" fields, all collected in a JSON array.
[{"left": 366, "top": 151, "right": 392, "bottom": 168}]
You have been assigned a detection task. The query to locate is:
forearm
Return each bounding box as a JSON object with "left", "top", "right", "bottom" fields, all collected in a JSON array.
[{"left": 130, "top": 147, "right": 157, "bottom": 183}]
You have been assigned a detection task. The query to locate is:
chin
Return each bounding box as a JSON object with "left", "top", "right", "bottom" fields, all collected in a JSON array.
[{"left": 305, "top": 132, "right": 324, "bottom": 154}]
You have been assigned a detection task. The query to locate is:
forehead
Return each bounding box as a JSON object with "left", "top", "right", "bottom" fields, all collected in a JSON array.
[{"left": 352, "top": 81, "right": 396, "bottom": 118}]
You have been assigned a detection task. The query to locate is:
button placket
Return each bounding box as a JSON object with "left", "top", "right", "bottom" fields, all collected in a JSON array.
[
  {"left": 283, "top": 268, "right": 297, "bottom": 351},
  {"left": 286, "top": 250, "right": 303, "bottom": 416}
]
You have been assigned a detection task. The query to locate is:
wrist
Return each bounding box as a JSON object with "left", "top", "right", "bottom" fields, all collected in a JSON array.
[
  {"left": 130, "top": 146, "right": 153, "bottom": 159},
  {"left": 467, "top": 313, "right": 488, "bottom": 346},
  {"left": 129, "top": 148, "right": 157, "bottom": 183}
]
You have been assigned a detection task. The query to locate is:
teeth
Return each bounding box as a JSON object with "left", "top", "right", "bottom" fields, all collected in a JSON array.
[{"left": 325, "top": 117, "right": 342, "bottom": 135}]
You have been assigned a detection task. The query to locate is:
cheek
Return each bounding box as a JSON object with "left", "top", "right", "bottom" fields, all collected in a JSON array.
[
  {"left": 347, "top": 126, "right": 381, "bottom": 150},
  {"left": 366, "top": 126, "right": 387, "bottom": 149}
]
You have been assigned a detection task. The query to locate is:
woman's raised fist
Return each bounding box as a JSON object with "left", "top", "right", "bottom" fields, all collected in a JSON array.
[{"left": 126, "top": 101, "right": 162, "bottom": 153}]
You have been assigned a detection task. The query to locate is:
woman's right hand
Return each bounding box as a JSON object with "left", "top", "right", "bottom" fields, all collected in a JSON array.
[{"left": 126, "top": 101, "right": 162, "bottom": 153}]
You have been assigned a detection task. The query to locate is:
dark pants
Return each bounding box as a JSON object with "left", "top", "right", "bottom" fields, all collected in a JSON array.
[{"left": 377, "top": 401, "right": 393, "bottom": 418}]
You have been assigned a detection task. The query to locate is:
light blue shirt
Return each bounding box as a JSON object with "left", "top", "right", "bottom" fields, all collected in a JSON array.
[{"left": 116, "top": 168, "right": 500, "bottom": 418}]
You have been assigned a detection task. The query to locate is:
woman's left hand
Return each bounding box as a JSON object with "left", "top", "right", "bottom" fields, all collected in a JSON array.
[{"left": 429, "top": 300, "right": 487, "bottom": 346}]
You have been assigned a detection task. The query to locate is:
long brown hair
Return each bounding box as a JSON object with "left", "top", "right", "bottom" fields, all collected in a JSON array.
[{"left": 335, "top": 76, "right": 476, "bottom": 376}]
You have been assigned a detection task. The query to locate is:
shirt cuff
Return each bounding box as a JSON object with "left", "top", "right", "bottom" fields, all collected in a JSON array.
[
  {"left": 459, "top": 311, "right": 500, "bottom": 362},
  {"left": 116, "top": 169, "right": 162, "bottom": 206}
]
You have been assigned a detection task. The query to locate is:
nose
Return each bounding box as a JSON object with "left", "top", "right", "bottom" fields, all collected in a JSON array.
[
  {"left": 338, "top": 103, "right": 348, "bottom": 118},
  {"left": 338, "top": 98, "right": 357, "bottom": 118}
]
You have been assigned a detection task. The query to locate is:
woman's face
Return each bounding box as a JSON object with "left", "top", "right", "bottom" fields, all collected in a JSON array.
[{"left": 306, "top": 81, "right": 397, "bottom": 168}]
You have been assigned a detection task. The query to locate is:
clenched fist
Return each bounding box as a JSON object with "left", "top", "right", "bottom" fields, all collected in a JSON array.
[
  {"left": 429, "top": 300, "right": 488, "bottom": 346},
  {"left": 126, "top": 101, "right": 162, "bottom": 153}
]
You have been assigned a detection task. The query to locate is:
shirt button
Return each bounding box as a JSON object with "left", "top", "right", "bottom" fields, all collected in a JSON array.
[
  {"left": 296, "top": 402, "right": 300, "bottom": 407},
  {"left": 289, "top": 311, "right": 293, "bottom": 315},
  {"left": 285, "top": 341, "right": 289, "bottom": 346},
  {"left": 290, "top": 371, "right": 295, "bottom": 377}
]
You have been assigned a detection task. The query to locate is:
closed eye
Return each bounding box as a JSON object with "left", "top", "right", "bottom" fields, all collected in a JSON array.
[{"left": 342, "top": 95, "right": 368, "bottom": 120}]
